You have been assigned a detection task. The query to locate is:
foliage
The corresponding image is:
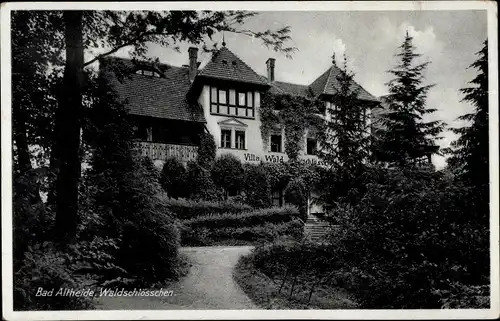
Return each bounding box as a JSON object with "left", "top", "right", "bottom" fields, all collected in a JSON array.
[
  {"left": 445, "top": 40, "right": 489, "bottom": 218},
  {"left": 373, "top": 31, "right": 445, "bottom": 166},
  {"left": 13, "top": 170, "right": 53, "bottom": 262},
  {"left": 186, "top": 160, "right": 224, "bottom": 201},
  {"left": 326, "top": 166, "right": 489, "bottom": 308},
  {"left": 234, "top": 239, "right": 357, "bottom": 309},
  {"left": 11, "top": 11, "right": 64, "bottom": 172},
  {"left": 197, "top": 131, "right": 217, "bottom": 169},
  {"left": 181, "top": 220, "right": 303, "bottom": 246},
  {"left": 211, "top": 153, "right": 244, "bottom": 197},
  {"left": 242, "top": 164, "right": 272, "bottom": 208},
  {"left": 85, "top": 77, "right": 182, "bottom": 285},
  {"left": 178, "top": 206, "right": 302, "bottom": 246},
  {"left": 432, "top": 282, "right": 490, "bottom": 309},
  {"left": 316, "top": 57, "right": 370, "bottom": 176},
  {"left": 163, "top": 197, "right": 253, "bottom": 219},
  {"left": 260, "top": 92, "right": 324, "bottom": 161},
  {"left": 182, "top": 206, "right": 300, "bottom": 229},
  {"left": 284, "top": 178, "right": 308, "bottom": 221},
  {"left": 160, "top": 157, "right": 188, "bottom": 199},
  {"left": 13, "top": 243, "right": 95, "bottom": 311}
]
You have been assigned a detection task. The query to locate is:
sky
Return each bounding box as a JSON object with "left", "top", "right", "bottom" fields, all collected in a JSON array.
[{"left": 109, "top": 10, "right": 488, "bottom": 169}]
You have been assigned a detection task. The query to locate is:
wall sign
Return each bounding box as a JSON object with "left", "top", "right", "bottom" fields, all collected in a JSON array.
[{"left": 243, "top": 152, "right": 326, "bottom": 166}]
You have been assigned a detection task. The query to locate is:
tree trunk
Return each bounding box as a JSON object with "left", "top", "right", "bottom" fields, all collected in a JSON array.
[{"left": 54, "top": 11, "right": 84, "bottom": 245}]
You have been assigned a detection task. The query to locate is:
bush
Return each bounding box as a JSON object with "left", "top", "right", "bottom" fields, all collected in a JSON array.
[
  {"left": 284, "top": 178, "right": 308, "bottom": 221},
  {"left": 327, "top": 166, "right": 489, "bottom": 308},
  {"left": 197, "top": 131, "right": 216, "bottom": 169},
  {"left": 13, "top": 242, "right": 94, "bottom": 310},
  {"left": 183, "top": 206, "right": 299, "bottom": 229},
  {"left": 186, "top": 160, "right": 223, "bottom": 201},
  {"left": 112, "top": 156, "right": 182, "bottom": 284},
  {"left": 242, "top": 164, "right": 272, "bottom": 208},
  {"left": 181, "top": 219, "right": 304, "bottom": 246},
  {"left": 86, "top": 86, "right": 183, "bottom": 285},
  {"left": 13, "top": 169, "right": 53, "bottom": 263},
  {"left": 211, "top": 153, "right": 244, "bottom": 197},
  {"left": 160, "top": 157, "right": 188, "bottom": 198},
  {"left": 163, "top": 197, "right": 253, "bottom": 219}
]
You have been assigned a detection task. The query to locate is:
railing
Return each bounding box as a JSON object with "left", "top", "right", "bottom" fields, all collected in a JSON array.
[{"left": 134, "top": 141, "right": 198, "bottom": 163}]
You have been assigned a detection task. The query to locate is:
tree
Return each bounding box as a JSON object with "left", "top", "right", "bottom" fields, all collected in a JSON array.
[
  {"left": 316, "top": 55, "right": 370, "bottom": 203},
  {"left": 211, "top": 154, "right": 244, "bottom": 198},
  {"left": 197, "top": 131, "right": 217, "bottom": 170},
  {"left": 243, "top": 164, "right": 272, "bottom": 208},
  {"left": 32, "top": 10, "right": 297, "bottom": 245},
  {"left": 160, "top": 157, "right": 188, "bottom": 199},
  {"left": 374, "top": 31, "right": 444, "bottom": 167},
  {"left": 11, "top": 11, "right": 64, "bottom": 173},
  {"left": 445, "top": 40, "right": 489, "bottom": 219}
]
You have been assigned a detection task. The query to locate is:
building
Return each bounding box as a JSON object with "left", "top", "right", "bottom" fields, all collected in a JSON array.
[{"left": 101, "top": 43, "right": 380, "bottom": 214}]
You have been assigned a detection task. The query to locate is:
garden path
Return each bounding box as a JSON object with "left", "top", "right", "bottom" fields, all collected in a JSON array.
[{"left": 95, "top": 246, "right": 257, "bottom": 310}]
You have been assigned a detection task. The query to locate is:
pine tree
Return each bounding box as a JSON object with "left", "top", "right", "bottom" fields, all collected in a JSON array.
[
  {"left": 316, "top": 54, "right": 371, "bottom": 204},
  {"left": 318, "top": 54, "right": 370, "bottom": 179},
  {"left": 446, "top": 40, "right": 489, "bottom": 212},
  {"left": 374, "top": 31, "right": 444, "bottom": 167}
]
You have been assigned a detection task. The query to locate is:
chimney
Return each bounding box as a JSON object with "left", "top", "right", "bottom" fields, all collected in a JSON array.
[
  {"left": 188, "top": 47, "right": 198, "bottom": 82},
  {"left": 266, "top": 58, "right": 275, "bottom": 82}
]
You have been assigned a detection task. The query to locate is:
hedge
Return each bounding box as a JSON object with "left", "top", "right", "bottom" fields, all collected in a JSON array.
[
  {"left": 182, "top": 206, "right": 300, "bottom": 229},
  {"left": 163, "top": 198, "right": 253, "bottom": 219},
  {"left": 181, "top": 219, "right": 304, "bottom": 246}
]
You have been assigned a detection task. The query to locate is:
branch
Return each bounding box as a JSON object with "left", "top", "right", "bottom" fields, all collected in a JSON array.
[{"left": 83, "top": 30, "right": 170, "bottom": 67}]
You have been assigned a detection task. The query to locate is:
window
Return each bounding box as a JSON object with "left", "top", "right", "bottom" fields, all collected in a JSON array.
[
  {"left": 235, "top": 131, "right": 245, "bottom": 150},
  {"left": 135, "top": 69, "right": 161, "bottom": 77},
  {"left": 238, "top": 92, "right": 246, "bottom": 106},
  {"left": 221, "top": 129, "right": 231, "bottom": 148},
  {"left": 229, "top": 89, "right": 236, "bottom": 105},
  {"left": 219, "top": 90, "right": 227, "bottom": 105},
  {"left": 307, "top": 138, "right": 317, "bottom": 155},
  {"left": 270, "top": 134, "right": 282, "bottom": 153},
  {"left": 272, "top": 189, "right": 284, "bottom": 207},
  {"left": 210, "top": 86, "right": 255, "bottom": 118}
]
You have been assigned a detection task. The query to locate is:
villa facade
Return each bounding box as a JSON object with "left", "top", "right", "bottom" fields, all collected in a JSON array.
[{"left": 101, "top": 44, "right": 380, "bottom": 213}]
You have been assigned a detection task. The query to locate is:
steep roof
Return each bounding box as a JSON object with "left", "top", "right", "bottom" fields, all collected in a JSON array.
[
  {"left": 100, "top": 57, "right": 205, "bottom": 123},
  {"left": 270, "top": 81, "right": 310, "bottom": 97},
  {"left": 197, "top": 46, "right": 269, "bottom": 86},
  {"left": 309, "top": 64, "right": 379, "bottom": 103}
]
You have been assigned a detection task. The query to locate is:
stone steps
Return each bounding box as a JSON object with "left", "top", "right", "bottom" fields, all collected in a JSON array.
[{"left": 304, "top": 217, "right": 333, "bottom": 243}]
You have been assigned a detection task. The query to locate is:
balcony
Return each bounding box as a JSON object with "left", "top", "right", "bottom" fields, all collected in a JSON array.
[{"left": 134, "top": 141, "right": 198, "bottom": 163}]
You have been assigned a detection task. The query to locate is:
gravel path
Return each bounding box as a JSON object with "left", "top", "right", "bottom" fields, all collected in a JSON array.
[{"left": 95, "top": 246, "right": 256, "bottom": 310}]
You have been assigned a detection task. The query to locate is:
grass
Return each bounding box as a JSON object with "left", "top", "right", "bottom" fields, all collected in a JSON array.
[{"left": 233, "top": 253, "right": 358, "bottom": 310}]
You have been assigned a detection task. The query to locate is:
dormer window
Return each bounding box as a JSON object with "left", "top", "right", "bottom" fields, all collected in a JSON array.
[
  {"left": 231, "top": 61, "right": 237, "bottom": 66},
  {"left": 222, "top": 59, "right": 228, "bottom": 65},
  {"left": 135, "top": 69, "right": 161, "bottom": 78}
]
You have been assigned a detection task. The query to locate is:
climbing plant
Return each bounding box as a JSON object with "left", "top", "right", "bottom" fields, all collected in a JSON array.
[{"left": 260, "top": 92, "right": 324, "bottom": 161}]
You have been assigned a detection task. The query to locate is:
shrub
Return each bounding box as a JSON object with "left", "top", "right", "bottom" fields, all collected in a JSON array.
[
  {"left": 211, "top": 153, "right": 244, "bottom": 197},
  {"left": 181, "top": 219, "right": 303, "bottom": 246},
  {"left": 13, "top": 169, "right": 54, "bottom": 263},
  {"left": 112, "top": 156, "right": 182, "bottom": 284},
  {"left": 197, "top": 131, "right": 216, "bottom": 169},
  {"left": 160, "top": 157, "right": 188, "bottom": 198},
  {"left": 243, "top": 164, "right": 272, "bottom": 208},
  {"left": 327, "top": 166, "right": 489, "bottom": 308},
  {"left": 186, "top": 161, "right": 223, "bottom": 201},
  {"left": 163, "top": 197, "right": 253, "bottom": 220},
  {"left": 13, "top": 242, "right": 94, "bottom": 311},
  {"left": 183, "top": 206, "right": 299, "bottom": 229},
  {"left": 284, "top": 178, "right": 308, "bottom": 221},
  {"left": 86, "top": 84, "right": 183, "bottom": 285}
]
